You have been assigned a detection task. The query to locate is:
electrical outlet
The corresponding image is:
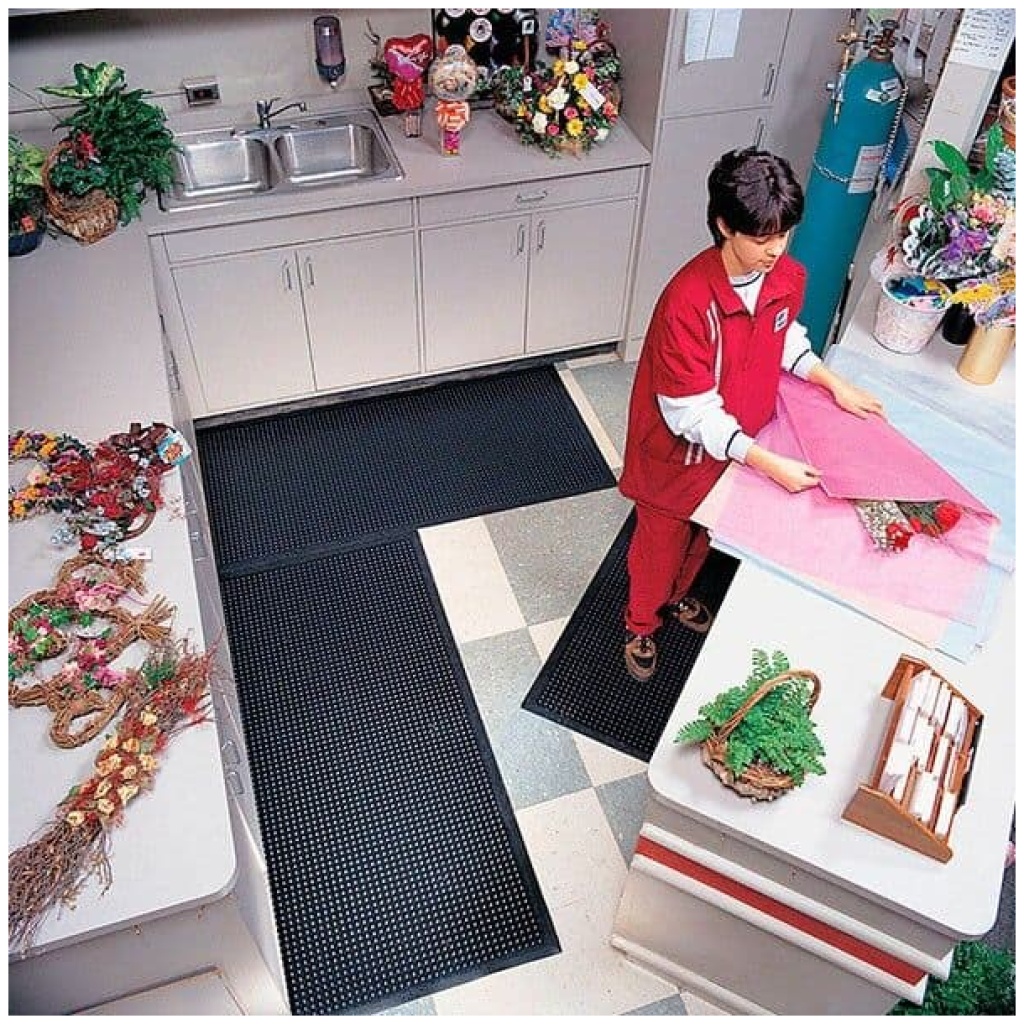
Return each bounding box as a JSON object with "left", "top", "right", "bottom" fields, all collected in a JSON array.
[{"left": 182, "top": 77, "right": 220, "bottom": 107}]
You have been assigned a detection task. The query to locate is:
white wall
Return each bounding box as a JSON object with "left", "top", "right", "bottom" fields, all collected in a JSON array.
[{"left": 8, "top": 8, "right": 435, "bottom": 129}]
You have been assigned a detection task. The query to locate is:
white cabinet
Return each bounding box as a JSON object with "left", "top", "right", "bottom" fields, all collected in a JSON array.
[
  {"left": 661, "top": 9, "right": 789, "bottom": 116},
  {"left": 173, "top": 250, "right": 316, "bottom": 412},
  {"left": 420, "top": 168, "right": 640, "bottom": 372},
  {"left": 159, "top": 201, "right": 420, "bottom": 416}
]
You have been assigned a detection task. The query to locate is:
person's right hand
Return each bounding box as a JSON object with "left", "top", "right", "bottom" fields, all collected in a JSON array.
[{"left": 746, "top": 446, "right": 822, "bottom": 493}]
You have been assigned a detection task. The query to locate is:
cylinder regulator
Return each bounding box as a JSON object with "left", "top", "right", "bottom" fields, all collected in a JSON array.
[{"left": 788, "top": 16, "right": 905, "bottom": 354}]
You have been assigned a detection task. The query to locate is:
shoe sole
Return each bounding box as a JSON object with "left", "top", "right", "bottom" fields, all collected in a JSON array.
[{"left": 673, "top": 599, "right": 713, "bottom": 634}]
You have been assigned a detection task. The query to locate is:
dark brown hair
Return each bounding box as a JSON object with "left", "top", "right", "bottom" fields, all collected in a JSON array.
[{"left": 706, "top": 148, "right": 804, "bottom": 246}]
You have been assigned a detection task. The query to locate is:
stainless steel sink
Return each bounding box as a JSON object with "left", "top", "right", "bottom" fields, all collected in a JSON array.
[
  {"left": 274, "top": 124, "right": 393, "bottom": 186},
  {"left": 163, "top": 109, "right": 403, "bottom": 210},
  {"left": 168, "top": 129, "right": 272, "bottom": 200}
]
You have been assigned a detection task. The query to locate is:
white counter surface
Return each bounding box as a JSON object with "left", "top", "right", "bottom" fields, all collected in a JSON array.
[
  {"left": 653, "top": 282, "right": 1016, "bottom": 940},
  {"left": 8, "top": 228, "right": 237, "bottom": 958}
]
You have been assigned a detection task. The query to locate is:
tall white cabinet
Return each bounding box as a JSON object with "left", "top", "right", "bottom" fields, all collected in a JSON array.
[{"left": 604, "top": 9, "right": 851, "bottom": 358}]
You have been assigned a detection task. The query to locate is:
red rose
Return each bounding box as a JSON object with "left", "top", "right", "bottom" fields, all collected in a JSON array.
[{"left": 934, "top": 501, "right": 962, "bottom": 532}]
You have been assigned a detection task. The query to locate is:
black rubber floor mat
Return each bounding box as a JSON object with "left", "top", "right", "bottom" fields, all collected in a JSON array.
[
  {"left": 523, "top": 512, "right": 739, "bottom": 761},
  {"left": 220, "top": 536, "right": 559, "bottom": 1015},
  {"left": 197, "top": 365, "right": 616, "bottom": 573}
]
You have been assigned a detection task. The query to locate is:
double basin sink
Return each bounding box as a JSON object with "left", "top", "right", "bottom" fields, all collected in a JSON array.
[{"left": 164, "top": 109, "right": 403, "bottom": 209}]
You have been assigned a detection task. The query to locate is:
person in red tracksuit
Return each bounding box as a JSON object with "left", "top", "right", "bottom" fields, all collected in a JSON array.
[{"left": 619, "top": 147, "right": 883, "bottom": 681}]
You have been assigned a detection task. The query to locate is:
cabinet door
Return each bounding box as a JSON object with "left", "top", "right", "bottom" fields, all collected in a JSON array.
[
  {"left": 627, "top": 109, "right": 770, "bottom": 343},
  {"left": 301, "top": 232, "right": 420, "bottom": 391},
  {"left": 662, "top": 9, "right": 790, "bottom": 116},
  {"left": 527, "top": 199, "right": 636, "bottom": 353},
  {"left": 173, "top": 251, "right": 315, "bottom": 413},
  {"left": 421, "top": 216, "right": 529, "bottom": 372}
]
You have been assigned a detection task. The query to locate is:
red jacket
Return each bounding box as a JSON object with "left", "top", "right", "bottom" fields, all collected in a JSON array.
[{"left": 619, "top": 247, "right": 806, "bottom": 518}]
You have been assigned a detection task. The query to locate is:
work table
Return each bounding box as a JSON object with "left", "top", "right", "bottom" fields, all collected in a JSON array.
[{"left": 7, "top": 229, "right": 237, "bottom": 956}]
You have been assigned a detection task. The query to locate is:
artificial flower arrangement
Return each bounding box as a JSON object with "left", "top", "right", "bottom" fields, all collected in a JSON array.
[
  {"left": 896, "top": 125, "right": 1015, "bottom": 282},
  {"left": 492, "top": 12, "right": 622, "bottom": 158},
  {"left": 853, "top": 499, "right": 963, "bottom": 553}
]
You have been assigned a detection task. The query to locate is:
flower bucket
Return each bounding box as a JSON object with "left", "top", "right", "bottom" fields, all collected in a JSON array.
[{"left": 873, "top": 275, "right": 951, "bottom": 354}]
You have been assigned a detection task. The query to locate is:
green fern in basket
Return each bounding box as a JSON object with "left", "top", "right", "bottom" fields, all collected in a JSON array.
[{"left": 676, "top": 649, "right": 826, "bottom": 786}]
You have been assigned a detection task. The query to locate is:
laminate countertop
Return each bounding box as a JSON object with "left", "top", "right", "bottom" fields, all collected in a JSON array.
[{"left": 8, "top": 227, "right": 237, "bottom": 959}]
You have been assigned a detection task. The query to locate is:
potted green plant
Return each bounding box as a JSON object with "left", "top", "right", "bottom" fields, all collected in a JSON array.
[
  {"left": 8, "top": 134, "right": 48, "bottom": 257},
  {"left": 39, "top": 61, "right": 176, "bottom": 242},
  {"left": 889, "top": 940, "right": 1015, "bottom": 1015},
  {"left": 676, "top": 649, "right": 826, "bottom": 801}
]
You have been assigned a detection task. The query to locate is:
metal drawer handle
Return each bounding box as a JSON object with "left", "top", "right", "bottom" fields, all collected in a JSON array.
[
  {"left": 536, "top": 220, "right": 546, "bottom": 252},
  {"left": 515, "top": 189, "right": 548, "bottom": 204},
  {"left": 283, "top": 260, "right": 294, "bottom": 292},
  {"left": 304, "top": 256, "right": 315, "bottom": 288},
  {"left": 515, "top": 222, "right": 526, "bottom": 256},
  {"left": 762, "top": 62, "right": 777, "bottom": 99}
]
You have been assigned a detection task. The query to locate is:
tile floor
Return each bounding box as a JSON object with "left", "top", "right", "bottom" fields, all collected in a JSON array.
[{"left": 381, "top": 353, "right": 715, "bottom": 1016}]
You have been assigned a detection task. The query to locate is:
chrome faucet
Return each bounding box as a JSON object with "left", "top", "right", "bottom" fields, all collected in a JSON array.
[{"left": 255, "top": 97, "right": 308, "bottom": 129}]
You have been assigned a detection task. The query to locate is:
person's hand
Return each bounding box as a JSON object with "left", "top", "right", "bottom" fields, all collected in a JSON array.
[
  {"left": 831, "top": 379, "right": 884, "bottom": 419},
  {"left": 746, "top": 446, "right": 822, "bottom": 493}
]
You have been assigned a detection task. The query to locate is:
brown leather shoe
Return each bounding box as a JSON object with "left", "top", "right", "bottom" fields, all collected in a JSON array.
[
  {"left": 624, "top": 633, "right": 657, "bottom": 681},
  {"left": 669, "top": 597, "right": 714, "bottom": 634}
]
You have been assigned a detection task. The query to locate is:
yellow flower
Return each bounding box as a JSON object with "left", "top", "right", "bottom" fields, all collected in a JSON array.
[
  {"left": 118, "top": 783, "right": 140, "bottom": 804},
  {"left": 567, "top": 118, "right": 585, "bottom": 138},
  {"left": 139, "top": 754, "right": 158, "bottom": 772},
  {"left": 538, "top": 95, "right": 552, "bottom": 114},
  {"left": 96, "top": 798, "right": 116, "bottom": 816},
  {"left": 573, "top": 73, "right": 589, "bottom": 92},
  {"left": 121, "top": 763, "right": 138, "bottom": 780},
  {"left": 553, "top": 59, "right": 565, "bottom": 76},
  {"left": 573, "top": 40, "right": 587, "bottom": 51},
  {"left": 96, "top": 753, "right": 121, "bottom": 776},
  {"left": 121, "top": 737, "right": 140, "bottom": 754},
  {"left": 66, "top": 810, "right": 86, "bottom": 827},
  {"left": 140, "top": 710, "right": 158, "bottom": 727},
  {"left": 96, "top": 779, "right": 112, "bottom": 798}
]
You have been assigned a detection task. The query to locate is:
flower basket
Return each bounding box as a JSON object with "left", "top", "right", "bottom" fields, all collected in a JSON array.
[
  {"left": 42, "top": 140, "right": 119, "bottom": 245},
  {"left": 874, "top": 274, "right": 951, "bottom": 354},
  {"left": 699, "top": 669, "right": 822, "bottom": 801}
]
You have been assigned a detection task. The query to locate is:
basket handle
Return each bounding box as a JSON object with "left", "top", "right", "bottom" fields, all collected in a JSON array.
[{"left": 715, "top": 669, "right": 821, "bottom": 743}]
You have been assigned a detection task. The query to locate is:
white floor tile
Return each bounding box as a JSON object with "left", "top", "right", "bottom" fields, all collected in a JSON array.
[
  {"left": 433, "top": 789, "right": 678, "bottom": 1016},
  {"left": 557, "top": 365, "right": 623, "bottom": 472},
  {"left": 419, "top": 518, "right": 525, "bottom": 644},
  {"left": 527, "top": 617, "right": 569, "bottom": 661},
  {"left": 573, "top": 732, "right": 648, "bottom": 787}
]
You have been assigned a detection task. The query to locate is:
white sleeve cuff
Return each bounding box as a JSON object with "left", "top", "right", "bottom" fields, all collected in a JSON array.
[{"left": 782, "top": 320, "right": 822, "bottom": 379}]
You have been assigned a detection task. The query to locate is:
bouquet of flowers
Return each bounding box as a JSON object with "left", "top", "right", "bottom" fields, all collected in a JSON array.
[
  {"left": 853, "top": 499, "right": 963, "bottom": 553},
  {"left": 493, "top": 35, "right": 622, "bottom": 157},
  {"left": 896, "top": 125, "right": 1015, "bottom": 282}
]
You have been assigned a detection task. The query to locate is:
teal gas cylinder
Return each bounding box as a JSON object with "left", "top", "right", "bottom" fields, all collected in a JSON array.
[{"left": 788, "top": 27, "right": 904, "bottom": 353}]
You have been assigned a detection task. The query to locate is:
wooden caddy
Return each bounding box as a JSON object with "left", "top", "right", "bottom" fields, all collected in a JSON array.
[{"left": 843, "top": 655, "right": 983, "bottom": 863}]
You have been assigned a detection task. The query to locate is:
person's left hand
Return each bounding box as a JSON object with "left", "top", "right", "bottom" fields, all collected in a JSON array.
[{"left": 831, "top": 380, "right": 884, "bottom": 419}]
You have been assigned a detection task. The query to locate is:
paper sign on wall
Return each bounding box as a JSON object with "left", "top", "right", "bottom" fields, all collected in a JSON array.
[
  {"left": 947, "top": 8, "right": 1014, "bottom": 71},
  {"left": 683, "top": 9, "right": 742, "bottom": 64}
]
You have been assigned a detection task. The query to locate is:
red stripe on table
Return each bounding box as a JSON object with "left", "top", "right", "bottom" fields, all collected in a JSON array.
[{"left": 635, "top": 835, "right": 926, "bottom": 985}]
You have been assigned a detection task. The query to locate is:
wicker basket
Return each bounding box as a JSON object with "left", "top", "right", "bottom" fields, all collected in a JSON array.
[
  {"left": 700, "top": 669, "right": 821, "bottom": 801},
  {"left": 42, "top": 140, "right": 119, "bottom": 245}
]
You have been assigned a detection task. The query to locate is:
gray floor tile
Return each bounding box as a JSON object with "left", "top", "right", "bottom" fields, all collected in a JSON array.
[
  {"left": 566, "top": 357, "right": 637, "bottom": 456},
  {"left": 486, "top": 488, "right": 631, "bottom": 626},
  {"left": 460, "top": 628, "right": 591, "bottom": 810},
  {"left": 627, "top": 993, "right": 689, "bottom": 1015},
  {"left": 595, "top": 772, "right": 651, "bottom": 865}
]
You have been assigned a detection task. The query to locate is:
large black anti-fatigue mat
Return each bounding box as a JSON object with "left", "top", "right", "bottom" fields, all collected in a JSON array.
[
  {"left": 523, "top": 512, "right": 739, "bottom": 761},
  {"left": 219, "top": 536, "right": 559, "bottom": 1015},
  {"left": 197, "top": 365, "right": 616, "bottom": 572}
]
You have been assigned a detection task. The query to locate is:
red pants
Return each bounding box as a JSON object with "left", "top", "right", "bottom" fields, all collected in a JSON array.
[{"left": 625, "top": 503, "right": 710, "bottom": 636}]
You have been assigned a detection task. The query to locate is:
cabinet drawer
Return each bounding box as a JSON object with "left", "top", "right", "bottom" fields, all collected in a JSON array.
[
  {"left": 418, "top": 167, "right": 641, "bottom": 225},
  {"left": 164, "top": 200, "right": 414, "bottom": 262}
]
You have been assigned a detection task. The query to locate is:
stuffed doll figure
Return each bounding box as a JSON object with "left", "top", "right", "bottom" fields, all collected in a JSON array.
[{"left": 430, "top": 45, "right": 478, "bottom": 156}]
